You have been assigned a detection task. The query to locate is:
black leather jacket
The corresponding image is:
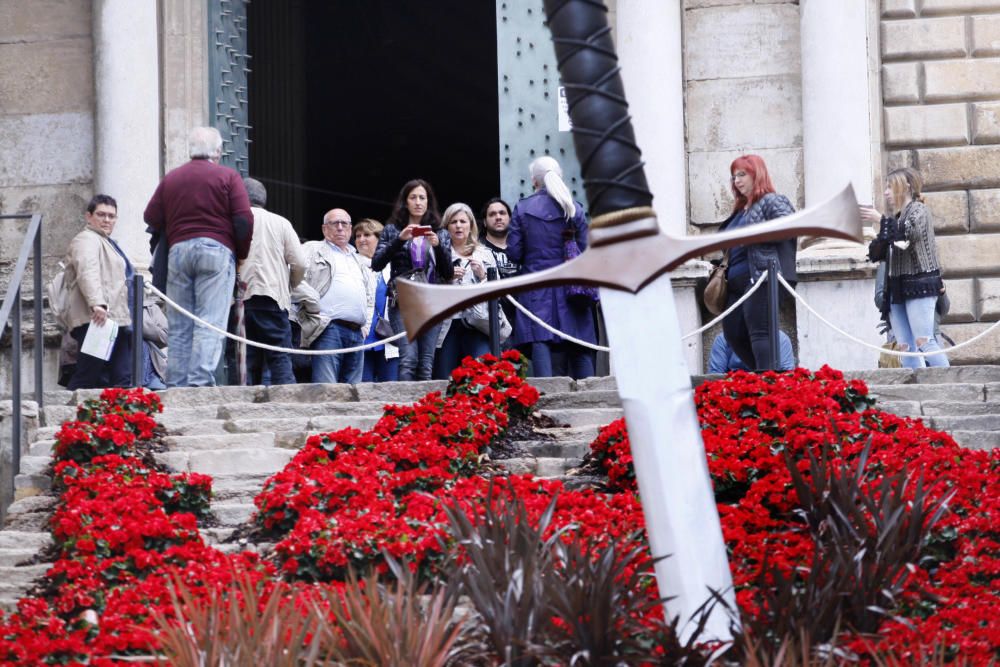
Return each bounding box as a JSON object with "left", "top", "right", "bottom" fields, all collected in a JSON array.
[
  {"left": 371, "top": 222, "right": 454, "bottom": 285},
  {"left": 720, "top": 193, "right": 797, "bottom": 283}
]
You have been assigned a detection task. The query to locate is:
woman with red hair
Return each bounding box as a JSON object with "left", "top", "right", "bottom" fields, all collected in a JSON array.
[{"left": 718, "top": 154, "right": 797, "bottom": 371}]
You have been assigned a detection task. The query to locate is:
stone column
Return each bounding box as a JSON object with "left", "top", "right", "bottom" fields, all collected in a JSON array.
[
  {"left": 93, "top": 0, "right": 160, "bottom": 267},
  {"left": 616, "top": 0, "right": 686, "bottom": 236},
  {"left": 800, "top": 0, "right": 880, "bottom": 211},
  {"left": 796, "top": 0, "right": 883, "bottom": 370},
  {"left": 617, "top": 1, "right": 706, "bottom": 372}
]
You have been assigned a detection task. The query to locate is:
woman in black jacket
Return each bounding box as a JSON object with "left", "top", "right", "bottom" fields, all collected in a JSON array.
[
  {"left": 371, "top": 179, "right": 453, "bottom": 380},
  {"left": 719, "top": 154, "right": 797, "bottom": 371}
]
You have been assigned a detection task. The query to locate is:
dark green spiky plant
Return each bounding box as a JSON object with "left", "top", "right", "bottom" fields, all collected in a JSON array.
[
  {"left": 440, "top": 488, "right": 569, "bottom": 666},
  {"left": 320, "top": 556, "right": 484, "bottom": 667},
  {"left": 153, "top": 571, "right": 336, "bottom": 667},
  {"left": 734, "top": 438, "right": 953, "bottom": 662}
]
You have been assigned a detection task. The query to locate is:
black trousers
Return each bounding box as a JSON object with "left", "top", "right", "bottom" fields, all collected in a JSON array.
[
  {"left": 68, "top": 323, "right": 133, "bottom": 390},
  {"left": 721, "top": 272, "right": 775, "bottom": 372},
  {"left": 243, "top": 295, "right": 296, "bottom": 385}
]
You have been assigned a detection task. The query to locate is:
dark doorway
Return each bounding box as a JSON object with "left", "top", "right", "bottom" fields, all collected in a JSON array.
[{"left": 248, "top": 1, "right": 500, "bottom": 239}]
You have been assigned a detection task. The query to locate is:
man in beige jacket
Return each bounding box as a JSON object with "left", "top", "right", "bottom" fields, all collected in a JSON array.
[
  {"left": 63, "top": 194, "right": 133, "bottom": 389},
  {"left": 239, "top": 178, "right": 307, "bottom": 385}
]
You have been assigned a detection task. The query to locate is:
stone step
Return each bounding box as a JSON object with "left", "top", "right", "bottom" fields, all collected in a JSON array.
[
  {"left": 921, "top": 400, "right": 1000, "bottom": 416},
  {"left": 495, "top": 457, "right": 582, "bottom": 477},
  {"left": 34, "top": 426, "right": 60, "bottom": 440},
  {"left": 930, "top": 415, "right": 1000, "bottom": 432},
  {"left": 29, "top": 439, "right": 56, "bottom": 457},
  {"left": 519, "top": 440, "right": 590, "bottom": 459},
  {"left": 868, "top": 383, "right": 984, "bottom": 403},
  {"left": 0, "top": 563, "right": 50, "bottom": 587},
  {"left": 167, "top": 419, "right": 231, "bottom": 436},
  {"left": 535, "top": 424, "right": 603, "bottom": 443},
  {"left": 157, "top": 385, "right": 268, "bottom": 408},
  {"left": 164, "top": 433, "right": 277, "bottom": 452},
  {"left": 211, "top": 503, "right": 256, "bottom": 527},
  {"left": 536, "top": 390, "right": 622, "bottom": 410},
  {"left": 873, "top": 401, "right": 923, "bottom": 417},
  {"left": 156, "top": 448, "right": 296, "bottom": 476},
  {"left": 950, "top": 431, "right": 1000, "bottom": 450},
  {"left": 210, "top": 473, "right": 275, "bottom": 501},
  {"left": 157, "top": 406, "right": 226, "bottom": 429},
  {"left": 2, "top": 496, "right": 57, "bottom": 532},
  {"left": 216, "top": 401, "right": 387, "bottom": 420},
  {"left": 41, "top": 404, "right": 77, "bottom": 427},
  {"left": 354, "top": 380, "right": 448, "bottom": 402},
  {"left": 13, "top": 472, "right": 51, "bottom": 495},
  {"left": 538, "top": 408, "right": 623, "bottom": 429},
  {"left": 0, "top": 531, "right": 52, "bottom": 551},
  {"left": 17, "top": 456, "right": 50, "bottom": 477},
  {"left": 309, "top": 415, "right": 380, "bottom": 433},
  {"left": 0, "top": 549, "right": 38, "bottom": 566}
]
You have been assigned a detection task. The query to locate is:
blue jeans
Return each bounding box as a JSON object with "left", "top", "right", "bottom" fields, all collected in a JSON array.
[
  {"left": 311, "top": 320, "right": 364, "bottom": 384},
  {"left": 433, "top": 320, "right": 490, "bottom": 379},
  {"left": 166, "top": 238, "right": 235, "bottom": 387},
  {"left": 362, "top": 350, "right": 399, "bottom": 382},
  {"left": 889, "top": 296, "right": 949, "bottom": 369},
  {"left": 530, "top": 341, "right": 595, "bottom": 380},
  {"left": 389, "top": 305, "right": 440, "bottom": 381}
]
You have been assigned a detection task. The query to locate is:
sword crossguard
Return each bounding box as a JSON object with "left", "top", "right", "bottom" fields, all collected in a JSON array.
[{"left": 396, "top": 184, "right": 863, "bottom": 340}]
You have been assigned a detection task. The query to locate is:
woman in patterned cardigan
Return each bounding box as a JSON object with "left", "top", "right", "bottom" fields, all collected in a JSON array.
[
  {"left": 862, "top": 168, "right": 949, "bottom": 368},
  {"left": 719, "top": 154, "right": 797, "bottom": 371}
]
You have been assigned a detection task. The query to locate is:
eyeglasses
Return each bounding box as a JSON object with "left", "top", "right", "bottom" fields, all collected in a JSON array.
[
  {"left": 324, "top": 220, "right": 351, "bottom": 228},
  {"left": 92, "top": 211, "right": 117, "bottom": 220}
]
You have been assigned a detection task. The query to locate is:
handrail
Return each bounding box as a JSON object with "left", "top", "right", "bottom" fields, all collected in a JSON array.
[{"left": 0, "top": 213, "right": 44, "bottom": 516}]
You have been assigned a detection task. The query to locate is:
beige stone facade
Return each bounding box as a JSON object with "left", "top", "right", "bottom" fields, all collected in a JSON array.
[
  {"left": 881, "top": 0, "right": 1000, "bottom": 363},
  {"left": 3, "top": 1, "right": 1000, "bottom": 377}
]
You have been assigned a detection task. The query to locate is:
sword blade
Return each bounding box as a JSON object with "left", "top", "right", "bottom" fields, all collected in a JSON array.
[{"left": 600, "top": 273, "right": 735, "bottom": 643}]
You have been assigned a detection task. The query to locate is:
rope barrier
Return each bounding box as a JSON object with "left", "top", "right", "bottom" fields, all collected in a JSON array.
[
  {"left": 680, "top": 273, "right": 768, "bottom": 340},
  {"left": 504, "top": 294, "right": 610, "bottom": 352},
  {"left": 776, "top": 273, "right": 992, "bottom": 359},
  {"left": 146, "top": 283, "right": 406, "bottom": 355}
]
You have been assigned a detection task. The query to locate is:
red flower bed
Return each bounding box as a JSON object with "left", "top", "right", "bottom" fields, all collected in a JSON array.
[
  {"left": 589, "top": 367, "right": 1000, "bottom": 662},
  {"left": 2, "top": 363, "right": 996, "bottom": 662}
]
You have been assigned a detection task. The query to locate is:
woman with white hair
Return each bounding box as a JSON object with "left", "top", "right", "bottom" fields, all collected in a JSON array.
[
  {"left": 507, "top": 156, "right": 597, "bottom": 379},
  {"left": 432, "top": 203, "right": 498, "bottom": 379}
]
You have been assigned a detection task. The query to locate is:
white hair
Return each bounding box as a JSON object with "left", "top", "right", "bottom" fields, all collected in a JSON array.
[
  {"left": 529, "top": 155, "right": 575, "bottom": 219},
  {"left": 188, "top": 126, "right": 223, "bottom": 160}
]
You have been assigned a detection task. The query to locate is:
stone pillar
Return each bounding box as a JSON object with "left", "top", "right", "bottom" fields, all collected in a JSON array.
[
  {"left": 800, "top": 0, "right": 880, "bottom": 210},
  {"left": 616, "top": 0, "right": 686, "bottom": 236},
  {"left": 93, "top": 0, "right": 160, "bottom": 267},
  {"left": 796, "top": 1, "right": 882, "bottom": 370}
]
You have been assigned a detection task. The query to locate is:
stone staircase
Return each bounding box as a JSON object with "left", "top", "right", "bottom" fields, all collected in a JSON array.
[{"left": 2, "top": 366, "right": 1000, "bottom": 612}]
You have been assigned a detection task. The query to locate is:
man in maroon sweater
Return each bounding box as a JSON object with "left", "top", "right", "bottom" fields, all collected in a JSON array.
[{"left": 144, "top": 126, "right": 253, "bottom": 387}]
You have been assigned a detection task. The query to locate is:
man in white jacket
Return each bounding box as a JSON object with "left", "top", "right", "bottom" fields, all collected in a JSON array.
[
  {"left": 298, "top": 208, "right": 372, "bottom": 384},
  {"left": 239, "top": 178, "right": 307, "bottom": 385}
]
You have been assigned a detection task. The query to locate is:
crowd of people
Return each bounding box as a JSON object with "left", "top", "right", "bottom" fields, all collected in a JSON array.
[
  {"left": 57, "top": 128, "right": 601, "bottom": 390},
  {"left": 56, "top": 130, "right": 950, "bottom": 391}
]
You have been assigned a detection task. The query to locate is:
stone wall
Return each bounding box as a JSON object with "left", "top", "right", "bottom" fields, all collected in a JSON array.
[
  {"left": 882, "top": 0, "right": 1000, "bottom": 363},
  {"left": 683, "top": 0, "right": 804, "bottom": 230},
  {"left": 0, "top": 1, "right": 95, "bottom": 289}
]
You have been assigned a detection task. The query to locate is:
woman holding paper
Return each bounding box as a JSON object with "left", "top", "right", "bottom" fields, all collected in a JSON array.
[{"left": 63, "top": 194, "right": 133, "bottom": 389}]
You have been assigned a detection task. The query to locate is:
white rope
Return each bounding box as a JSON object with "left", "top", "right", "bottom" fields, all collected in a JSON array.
[
  {"left": 504, "top": 294, "right": 611, "bottom": 352},
  {"left": 504, "top": 273, "right": 768, "bottom": 350},
  {"left": 145, "top": 283, "right": 406, "bottom": 356},
  {"left": 776, "top": 273, "right": 993, "bottom": 359},
  {"left": 680, "top": 273, "right": 768, "bottom": 340}
]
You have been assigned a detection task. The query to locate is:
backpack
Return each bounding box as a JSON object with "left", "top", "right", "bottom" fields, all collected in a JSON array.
[{"left": 46, "top": 262, "right": 72, "bottom": 330}]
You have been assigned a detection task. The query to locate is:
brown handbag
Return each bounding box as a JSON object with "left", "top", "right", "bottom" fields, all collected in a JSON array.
[{"left": 703, "top": 253, "right": 729, "bottom": 316}]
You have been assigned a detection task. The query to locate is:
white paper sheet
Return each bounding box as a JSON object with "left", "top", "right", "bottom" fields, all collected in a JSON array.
[{"left": 79, "top": 319, "right": 119, "bottom": 361}]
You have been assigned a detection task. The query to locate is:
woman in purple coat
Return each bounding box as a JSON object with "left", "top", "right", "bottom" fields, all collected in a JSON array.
[{"left": 507, "top": 156, "right": 597, "bottom": 379}]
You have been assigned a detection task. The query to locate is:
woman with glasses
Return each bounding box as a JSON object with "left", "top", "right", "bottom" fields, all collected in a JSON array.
[
  {"left": 371, "top": 179, "right": 453, "bottom": 380},
  {"left": 432, "top": 203, "right": 499, "bottom": 379}
]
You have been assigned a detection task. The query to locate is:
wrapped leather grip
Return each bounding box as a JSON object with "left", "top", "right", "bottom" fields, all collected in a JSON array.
[{"left": 543, "top": 0, "right": 653, "bottom": 219}]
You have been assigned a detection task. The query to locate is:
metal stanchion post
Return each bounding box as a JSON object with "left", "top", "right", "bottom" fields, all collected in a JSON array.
[
  {"left": 11, "top": 289, "right": 21, "bottom": 498},
  {"left": 487, "top": 267, "right": 501, "bottom": 356},
  {"left": 767, "top": 259, "right": 780, "bottom": 370},
  {"left": 131, "top": 275, "right": 144, "bottom": 387},
  {"left": 33, "top": 227, "right": 43, "bottom": 407}
]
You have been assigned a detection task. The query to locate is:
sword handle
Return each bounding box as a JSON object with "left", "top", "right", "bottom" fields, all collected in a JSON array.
[{"left": 543, "top": 0, "right": 653, "bottom": 222}]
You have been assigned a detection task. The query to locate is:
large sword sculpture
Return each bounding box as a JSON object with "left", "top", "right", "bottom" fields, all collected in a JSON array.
[{"left": 397, "top": 0, "right": 862, "bottom": 643}]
